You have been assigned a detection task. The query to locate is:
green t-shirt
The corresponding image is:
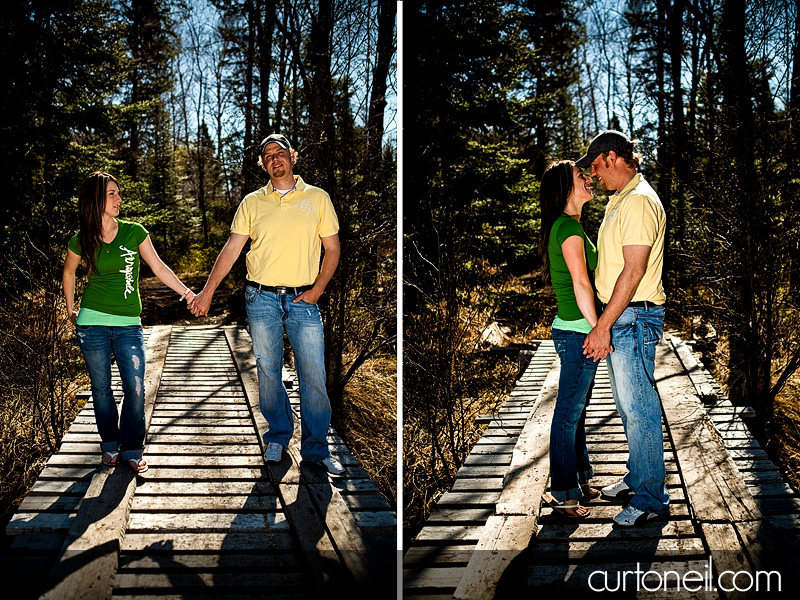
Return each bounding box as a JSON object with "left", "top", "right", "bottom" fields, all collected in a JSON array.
[
  {"left": 548, "top": 213, "right": 598, "bottom": 326},
  {"left": 68, "top": 220, "right": 149, "bottom": 317}
]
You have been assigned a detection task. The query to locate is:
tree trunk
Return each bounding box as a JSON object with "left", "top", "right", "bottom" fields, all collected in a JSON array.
[
  {"left": 719, "top": 0, "right": 765, "bottom": 428},
  {"left": 243, "top": 0, "right": 256, "bottom": 193},
  {"left": 256, "top": 0, "right": 276, "bottom": 138},
  {"left": 366, "top": 0, "right": 395, "bottom": 175}
]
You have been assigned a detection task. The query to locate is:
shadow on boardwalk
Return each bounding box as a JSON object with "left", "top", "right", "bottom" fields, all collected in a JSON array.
[
  {"left": 404, "top": 335, "right": 800, "bottom": 599},
  {"left": 1, "top": 325, "right": 395, "bottom": 600}
]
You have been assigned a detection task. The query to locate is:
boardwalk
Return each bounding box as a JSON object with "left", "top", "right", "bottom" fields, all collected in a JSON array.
[
  {"left": 405, "top": 334, "right": 800, "bottom": 599},
  {"left": 3, "top": 326, "right": 395, "bottom": 600}
]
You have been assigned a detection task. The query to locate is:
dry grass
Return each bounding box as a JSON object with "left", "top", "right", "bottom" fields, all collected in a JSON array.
[
  {"left": 772, "top": 381, "right": 800, "bottom": 494},
  {"left": 402, "top": 273, "right": 547, "bottom": 546},
  {"left": 0, "top": 292, "right": 87, "bottom": 529},
  {"left": 677, "top": 327, "right": 800, "bottom": 496},
  {"left": 402, "top": 351, "right": 518, "bottom": 547},
  {"left": 335, "top": 355, "right": 397, "bottom": 506}
]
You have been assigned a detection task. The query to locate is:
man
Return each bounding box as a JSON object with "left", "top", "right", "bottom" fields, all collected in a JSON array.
[
  {"left": 577, "top": 130, "right": 668, "bottom": 526},
  {"left": 189, "top": 133, "right": 345, "bottom": 475}
]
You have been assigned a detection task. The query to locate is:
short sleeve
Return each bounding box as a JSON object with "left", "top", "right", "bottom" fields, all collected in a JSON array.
[
  {"left": 554, "top": 217, "right": 585, "bottom": 247},
  {"left": 317, "top": 192, "right": 339, "bottom": 237},
  {"left": 230, "top": 197, "right": 251, "bottom": 235},
  {"left": 133, "top": 222, "right": 149, "bottom": 244},
  {"left": 67, "top": 233, "right": 82, "bottom": 256},
  {"left": 620, "top": 194, "right": 659, "bottom": 247}
]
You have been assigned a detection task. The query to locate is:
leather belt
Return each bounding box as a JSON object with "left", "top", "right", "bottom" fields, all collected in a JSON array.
[
  {"left": 601, "top": 300, "right": 661, "bottom": 309},
  {"left": 252, "top": 283, "right": 313, "bottom": 295}
]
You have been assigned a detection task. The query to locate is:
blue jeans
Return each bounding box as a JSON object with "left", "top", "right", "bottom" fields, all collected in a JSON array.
[
  {"left": 606, "top": 304, "right": 669, "bottom": 514},
  {"left": 550, "top": 329, "right": 597, "bottom": 502},
  {"left": 76, "top": 325, "right": 146, "bottom": 461},
  {"left": 244, "top": 286, "right": 332, "bottom": 462}
]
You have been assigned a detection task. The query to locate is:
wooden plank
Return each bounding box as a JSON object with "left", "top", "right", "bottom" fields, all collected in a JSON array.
[
  {"left": 129, "top": 495, "right": 281, "bottom": 511},
  {"left": 118, "top": 552, "right": 301, "bottom": 569},
  {"left": 121, "top": 531, "right": 295, "bottom": 552},
  {"left": 404, "top": 566, "right": 465, "bottom": 590},
  {"left": 534, "top": 519, "right": 696, "bottom": 540},
  {"left": 36, "top": 326, "right": 170, "bottom": 600},
  {"left": 306, "top": 482, "right": 370, "bottom": 582},
  {"left": 701, "top": 522, "right": 758, "bottom": 600},
  {"left": 276, "top": 482, "right": 348, "bottom": 588},
  {"left": 655, "top": 339, "right": 762, "bottom": 524},
  {"left": 224, "top": 326, "right": 379, "bottom": 588},
  {"left": 454, "top": 360, "right": 559, "bottom": 600},
  {"left": 496, "top": 360, "right": 559, "bottom": 516},
  {"left": 126, "top": 512, "right": 290, "bottom": 532},
  {"left": 404, "top": 544, "right": 474, "bottom": 563},
  {"left": 38, "top": 467, "right": 137, "bottom": 600},
  {"left": 532, "top": 536, "right": 706, "bottom": 559},
  {"left": 113, "top": 571, "right": 307, "bottom": 588}
]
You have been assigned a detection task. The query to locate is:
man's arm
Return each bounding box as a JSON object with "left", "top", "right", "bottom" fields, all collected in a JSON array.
[
  {"left": 583, "top": 244, "right": 651, "bottom": 361},
  {"left": 294, "top": 233, "right": 340, "bottom": 304},
  {"left": 189, "top": 233, "right": 249, "bottom": 316}
]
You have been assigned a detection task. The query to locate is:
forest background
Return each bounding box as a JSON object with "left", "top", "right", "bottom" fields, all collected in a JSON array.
[
  {"left": 0, "top": 0, "right": 397, "bottom": 528},
  {"left": 403, "top": 0, "right": 800, "bottom": 546}
]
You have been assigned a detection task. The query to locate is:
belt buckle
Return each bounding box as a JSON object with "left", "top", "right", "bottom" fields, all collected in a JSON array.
[{"left": 275, "top": 286, "right": 287, "bottom": 294}]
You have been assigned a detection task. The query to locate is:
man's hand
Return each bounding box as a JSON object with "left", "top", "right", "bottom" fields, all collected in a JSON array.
[
  {"left": 69, "top": 310, "right": 78, "bottom": 326},
  {"left": 583, "top": 325, "right": 613, "bottom": 362},
  {"left": 293, "top": 287, "right": 322, "bottom": 304},
  {"left": 189, "top": 289, "right": 213, "bottom": 317}
]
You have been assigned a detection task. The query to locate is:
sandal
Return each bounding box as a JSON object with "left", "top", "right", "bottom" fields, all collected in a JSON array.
[
  {"left": 128, "top": 458, "right": 148, "bottom": 474},
  {"left": 582, "top": 485, "right": 601, "bottom": 500},
  {"left": 101, "top": 451, "right": 119, "bottom": 466},
  {"left": 543, "top": 493, "right": 590, "bottom": 518},
  {"left": 551, "top": 502, "right": 590, "bottom": 518}
]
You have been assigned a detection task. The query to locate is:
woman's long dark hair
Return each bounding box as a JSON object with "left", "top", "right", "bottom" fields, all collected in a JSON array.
[
  {"left": 538, "top": 160, "right": 575, "bottom": 281},
  {"left": 77, "top": 171, "right": 119, "bottom": 275}
]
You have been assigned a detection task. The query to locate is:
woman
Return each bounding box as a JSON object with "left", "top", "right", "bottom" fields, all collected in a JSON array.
[
  {"left": 63, "top": 171, "right": 195, "bottom": 473},
  {"left": 539, "top": 160, "right": 600, "bottom": 518}
]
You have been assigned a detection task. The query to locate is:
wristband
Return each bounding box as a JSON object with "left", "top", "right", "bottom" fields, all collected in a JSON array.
[{"left": 180, "top": 288, "right": 191, "bottom": 301}]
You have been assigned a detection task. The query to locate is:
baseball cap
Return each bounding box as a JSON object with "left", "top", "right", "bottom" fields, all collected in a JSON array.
[
  {"left": 575, "top": 130, "right": 634, "bottom": 169},
  {"left": 260, "top": 133, "right": 292, "bottom": 155}
]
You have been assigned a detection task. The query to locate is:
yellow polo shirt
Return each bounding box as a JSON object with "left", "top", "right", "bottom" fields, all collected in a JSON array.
[
  {"left": 230, "top": 175, "right": 339, "bottom": 286},
  {"left": 595, "top": 173, "right": 666, "bottom": 305}
]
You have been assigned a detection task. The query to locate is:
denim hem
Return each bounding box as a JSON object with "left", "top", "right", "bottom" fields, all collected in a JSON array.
[
  {"left": 627, "top": 498, "right": 670, "bottom": 515},
  {"left": 550, "top": 486, "right": 584, "bottom": 503},
  {"left": 263, "top": 435, "right": 290, "bottom": 449},
  {"left": 100, "top": 441, "right": 119, "bottom": 453},
  {"left": 301, "top": 452, "right": 330, "bottom": 463},
  {"left": 119, "top": 450, "right": 143, "bottom": 461}
]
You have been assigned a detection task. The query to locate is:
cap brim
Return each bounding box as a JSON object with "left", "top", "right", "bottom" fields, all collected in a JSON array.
[{"left": 575, "top": 153, "right": 594, "bottom": 169}]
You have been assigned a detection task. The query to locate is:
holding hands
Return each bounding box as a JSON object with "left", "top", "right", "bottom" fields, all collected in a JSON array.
[
  {"left": 583, "top": 326, "right": 613, "bottom": 362},
  {"left": 187, "top": 288, "right": 212, "bottom": 317}
]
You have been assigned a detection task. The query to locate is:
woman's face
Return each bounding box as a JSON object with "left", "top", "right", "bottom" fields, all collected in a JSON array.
[
  {"left": 571, "top": 166, "right": 594, "bottom": 204},
  {"left": 104, "top": 181, "right": 121, "bottom": 219}
]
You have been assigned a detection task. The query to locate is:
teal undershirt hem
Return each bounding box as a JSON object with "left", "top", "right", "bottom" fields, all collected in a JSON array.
[
  {"left": 76, "top": 307, "right": 141, "bottom": 326},
  {"left": 552, "top": 315, "right": 592, "bottom": 334}
]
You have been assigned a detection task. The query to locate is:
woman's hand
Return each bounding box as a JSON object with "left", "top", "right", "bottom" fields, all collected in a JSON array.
[{"left": 69, "top": 310, "right": 78, "bottom": 326}]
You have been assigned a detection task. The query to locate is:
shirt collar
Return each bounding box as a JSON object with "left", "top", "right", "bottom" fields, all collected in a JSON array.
[
  {"left": 611, "top": 172, "right": 642, "bottom": 200},
  {"left": 265, "top": 175, "right": 306, "bottom": 196}
]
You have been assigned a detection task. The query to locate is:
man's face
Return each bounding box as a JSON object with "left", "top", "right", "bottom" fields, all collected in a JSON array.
[
  {"left": 590, "top": 152, "right": 614, "bottom": 191},
  {"left": 262, "top": 144, "right": 292, "bottom": 179}
]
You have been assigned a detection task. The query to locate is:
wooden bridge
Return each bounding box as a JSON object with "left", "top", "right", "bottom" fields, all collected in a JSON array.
[
  {"left": 405, "top": 334, "right": 800, "bottom": 599},
  {"left": 2, "top": 325, "right": 396, "bottom": 599}
]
